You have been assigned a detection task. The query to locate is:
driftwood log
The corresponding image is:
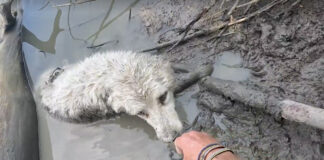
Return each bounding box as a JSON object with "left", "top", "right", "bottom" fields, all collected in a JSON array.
[
  {"left": 201, "top": 76, "right": 324, "bottom": 131},
  {"left": 280, "top": 100, "right": 324, "bottom": 130}
]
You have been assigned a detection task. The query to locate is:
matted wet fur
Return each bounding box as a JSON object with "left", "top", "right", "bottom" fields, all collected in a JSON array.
[{"left": 37, "top": 51, "right": 183, "bottom": 142}]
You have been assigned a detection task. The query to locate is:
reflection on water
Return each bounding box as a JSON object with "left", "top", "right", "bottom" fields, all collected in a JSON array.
[
  {"left": 22, "top": 0, "right": 254, "bottom": 159},
  {"left": 22, "top": 9, "right": 63, "bottom": 54},
  {"left": 22, "top": 0, "right": 185, "bottom": 160}
]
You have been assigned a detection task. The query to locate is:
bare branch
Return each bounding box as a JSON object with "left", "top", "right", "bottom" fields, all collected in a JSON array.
[{"left": 53, "top": 0, "right": 96, "bottom": 7}]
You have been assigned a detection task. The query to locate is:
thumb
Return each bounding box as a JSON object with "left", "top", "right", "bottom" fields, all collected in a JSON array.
[{"left": 175, "top": 145, "right": 183, "bottom": 155}]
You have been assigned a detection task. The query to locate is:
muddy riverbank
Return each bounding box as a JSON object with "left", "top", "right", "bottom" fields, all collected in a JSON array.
[
  {"left": 139, "top": 0, "right": 323, "bottom": 159},
  {"left": 0, "top": 1, "right": 39, "bottom": 160}
]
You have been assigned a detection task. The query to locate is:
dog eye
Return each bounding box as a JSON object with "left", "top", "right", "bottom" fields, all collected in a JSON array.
[
  {"left": 158, "top": 91, "right": 168, "bottom": 105},
  {"left": 137, "top": 111, "right": 149, "bottom": 117}
]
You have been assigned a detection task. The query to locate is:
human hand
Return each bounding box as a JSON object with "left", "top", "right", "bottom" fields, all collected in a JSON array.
[{"left": 174, "top": 131, "right": 238, "bottom": 160}]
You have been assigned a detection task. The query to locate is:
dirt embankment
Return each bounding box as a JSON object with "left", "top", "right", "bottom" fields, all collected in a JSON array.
[
  {"left": 139, "top": 0, "right": 324, "bottom": 159},
  {"left": 0, "top": 1, "right": 39, "bottom": 160}
]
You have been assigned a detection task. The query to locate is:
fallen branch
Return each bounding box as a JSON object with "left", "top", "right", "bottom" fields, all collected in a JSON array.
[
  {"left": 167, "top": 6, "right": 212, "bottom": 52},
  {"left": 200, "top": 76, "right": 324, "bottom": 131},
  {"left": 174, "top": 64, "right": 214, "bottom": 94},
  {"left": 140, "top": 0, "right": 284, "bottom": 53},
  {"left": 53, "top": 0, "right": 96, "bottom": 7},
  {"left": 280, "top": 100, "right": 324, "bottom": 130}
]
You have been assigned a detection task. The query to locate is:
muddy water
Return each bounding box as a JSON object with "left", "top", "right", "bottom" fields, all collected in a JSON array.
[
  {"left": 212, "top": 51, "right": 251, "bottom": 82},
  {"left": 22, "top": 0, "right": 172, "bottom": 160},
  {"left": 22, "top": 1, "right": 252, "bottom": 160}
]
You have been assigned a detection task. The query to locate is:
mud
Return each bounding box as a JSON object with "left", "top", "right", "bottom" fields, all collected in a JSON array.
[
  {"left": 140, "top": 0, "right": 324, "bottom": 159},
  {"left": 0, "top": 1, "right": 39, "bottom": 159}
]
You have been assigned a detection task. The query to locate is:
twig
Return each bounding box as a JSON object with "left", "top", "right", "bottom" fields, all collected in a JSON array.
[
  {"left": 53, "top": 0, "right": 96, "bottom": 7},
  {"left": 86, "top": 40, "right": 118, "bottom": 49},
  {"left": 207, "top": 30, "right": 236, "bottom": 43},
  {"left": 90, "top": 0, "right": 115, "bottom": 45},
  {"left": 208, "top": 26, "right": 227, "bottom": 43},
  {"left": 67, "top": 2, "right": 87, "bottom": 42},
  {"left": 140, "top": 23, "right": 226, "bottom": 53},
  {"left": 276, "top": 0, "right": 301, "bottom": 17},
  {"left": 227, "top": 0, "right": 240, "bottom": 16},
  {"left": 38, "top": 1, "right": 50, "bottom": 10},
  {"left": 87, "top": 0, "right": 139, "bottom": 41},
  {"left": 243, "top": 3, "right": 253, "bottom": 14},
  {"left": 237, "top": 0, "right": 259, "bottom": 8},
  {"left": 70, "top": 13, "right": 104, "bottom": 29},
  {"left": 167, "top": 7, "right": 211, "bottom": 52},
  {"left": 219, "top": 0, "right": 226, "bottom": 9},
  {"left": 140, "top": 0, "right": 284, "bottom": 53},
  {"left": 228, "top": 0, "right": 282, "bottom": 26},
  {"left": 129, "top": 8, "right": 132, "bottom": 21}
]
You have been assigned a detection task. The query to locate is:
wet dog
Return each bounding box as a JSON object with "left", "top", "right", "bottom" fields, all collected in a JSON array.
[{"left": 37, "top": 51, "right": 183, "bottom": 142}]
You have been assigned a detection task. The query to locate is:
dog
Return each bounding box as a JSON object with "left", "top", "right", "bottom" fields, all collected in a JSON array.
[{"left": 37, "top": 51, "right": 183, "bottom": 142}]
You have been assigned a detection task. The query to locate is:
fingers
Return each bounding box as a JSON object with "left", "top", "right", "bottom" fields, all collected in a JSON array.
[
  {"left": 175, "top": 145, "right": 183, "bottom": 155},
  {"left": 174, "top": 131, "right": 205, "bottom": 154},
  {"left": 174, "top": 136, "right": 184, "bottom": 154}
]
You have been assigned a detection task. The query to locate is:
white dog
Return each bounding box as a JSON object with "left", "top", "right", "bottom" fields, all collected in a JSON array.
[{"left": 37, "top": 51, "right": 183, "bottom": 142}]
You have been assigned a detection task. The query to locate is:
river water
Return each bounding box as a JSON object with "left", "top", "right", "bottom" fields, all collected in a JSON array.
[{"left": 21, "top": 0, "right": 250, "bottom": 160}]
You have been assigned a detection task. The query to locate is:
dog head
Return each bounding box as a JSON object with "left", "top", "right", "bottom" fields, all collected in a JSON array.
[{"left": 108, "top": 53, "right": 183, "bottom": 142}]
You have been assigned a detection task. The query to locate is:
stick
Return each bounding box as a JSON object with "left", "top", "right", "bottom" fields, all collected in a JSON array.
[
  {"left": 228, "top": 0, "right": 282, "bottom": 26},
  {"left": 140, "top": 0, "right": 284, "bottom": 53},
  {"left": 227, "top": 0, "right": 240, "bottom": 16},
  {"left": 280, "top": 100, "right": 324, "bottom": 130},
  {"left": 53, "top": 0, "right": 96, "bottom": 7},
  {"left": 167, "top": 7, "right": 211, "bottom": 52},
  {"left": 237, "top": 0, "right": 259, "bottom": 8},
  {"left": 86, "top": 40, "right": 118, "bottom": 49},
  {"left": 174, "top": 64, "right": 214, "bottom": 94},
  {"left": 200, "top": 77, "right": 324, "bottom": 131},
  {"left": 139, "top": 23, "right": 226, "bottom": 53}
]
